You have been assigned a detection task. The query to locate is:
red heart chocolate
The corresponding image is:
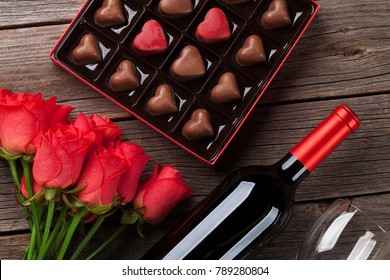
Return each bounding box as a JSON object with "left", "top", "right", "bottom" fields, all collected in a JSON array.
[
  {"left": 132, "top": 20, "right": 168, "bottom": 56},
  {"left": 109, "top": 60, "right": 140, "bottom": 92},
  {"left": 182, "top": 109, "right": 214, "bottom": 141},
  {"left": 235, "top": 35, "right": 267, "bottom": 67},
  {"left": 211, "top": 72, "right": 241, "bottom": 104},
  {"left": 158, "top": 0, "right": 193, "bottom": 18},
  {"left": 261, "top": 0, "right": 291, "bottom": 30},
  {"left": 170, "top": 45, "right": 206, "bottom": 81},
  {"left": 147, "top": 84, "right": 178, "bottom": 116},
  {"left": 94, "top": 0, "right": 126, "bottom": 28},
  {"left": 71, "top": 34, "right": 102, "bottom": 65},
  {"left": 195, "top": 8, "right": 231, "bottom": 44}
]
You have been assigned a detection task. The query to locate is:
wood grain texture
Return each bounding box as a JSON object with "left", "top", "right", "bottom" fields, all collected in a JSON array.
[{"left": 0, "top": 0, "right": 389, "bottom": 260}]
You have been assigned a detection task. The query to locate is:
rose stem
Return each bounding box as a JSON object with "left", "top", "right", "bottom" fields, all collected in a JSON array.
[{"left": 70, "top": 216, "right": 105, "bottom": 260}]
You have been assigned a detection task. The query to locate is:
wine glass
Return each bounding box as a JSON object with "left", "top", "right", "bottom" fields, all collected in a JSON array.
[{"left": 297, "top": 198, "right": 390, "bottom": 260}]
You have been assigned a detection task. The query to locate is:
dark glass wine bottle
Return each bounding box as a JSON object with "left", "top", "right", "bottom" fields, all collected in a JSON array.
[{"left": 142, "top": 104, "right": 361, "bottom": 260}]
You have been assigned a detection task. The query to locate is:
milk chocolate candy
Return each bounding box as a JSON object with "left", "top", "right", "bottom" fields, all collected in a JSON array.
[
  {"left": 261, "top": 0, "right": 291, "bottom": 30},
  {"left": 211, "top": 72, "right": 241, "bottom": 103},
  {"left": 71, "top": 34, "right": 102, "bottom": 65},
  {"left": 182, "top": 109, "right": 214, "bottom": 141},
  {"left": 94, "top": 0, "right": 126, "bottom": 28},
  {"left": 158, "top": 0, "right": 193, "bottom": 18},
  {"left": 170, "top": 45, "right": 206, "bottom": 81},
  {"left": 109, "top": 60, "right": 140, "bottom": 91},
  {"left": 147, "top": 84, "right": 178, "bottom": 116},
  {"left": 235, "top": 35, "right": 267, "bottom": 67}
]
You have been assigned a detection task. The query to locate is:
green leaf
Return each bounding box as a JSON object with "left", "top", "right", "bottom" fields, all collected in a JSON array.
[
  {"left": 137, "top": 218, "right": 145, "bottom": 238},
  {"left": 62, "top": 184, "right": 86, "bottom": 194},
  {"left": 0, "top": 148, "right": 21, "bottom": 160},
  {"left": 120, "top": 210, "right": 141, "bottom": 225},
  {"left": 45, "top": 188, "right": 59, "bottom": 202}
]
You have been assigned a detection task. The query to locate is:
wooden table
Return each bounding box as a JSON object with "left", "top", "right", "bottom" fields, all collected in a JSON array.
[{"left": 1, "top": 0, "right": 389, "bottom": 260}]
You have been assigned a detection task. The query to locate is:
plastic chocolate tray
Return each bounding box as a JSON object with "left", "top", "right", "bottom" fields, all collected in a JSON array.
[{"left": 50, "top": 0, "right": 320, "bottom": 165}]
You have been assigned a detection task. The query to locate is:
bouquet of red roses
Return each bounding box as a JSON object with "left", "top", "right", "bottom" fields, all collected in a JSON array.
[{"left": 0, "top": 89, "right": 193, "bottom": 259}]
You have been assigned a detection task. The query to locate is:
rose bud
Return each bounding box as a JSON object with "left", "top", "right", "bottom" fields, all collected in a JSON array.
[
  {"left": 32, "top": 123, "right": 95, "bottom": 189},
  {"left": 133, "top": 164, "right": 193, "bottom": 225},
  {"left": 0, "top": 89, "right": 73, "bottom": 156},
  {"left": 20, "top": 175, "right": 44, "bottom": 200},
  {"left": 73, "top": 113, "right": 122, "bottom": 148},
  {"left": 116, "top": 142, "right": 150, "bottom": 204},
  {"left": 75, "top": 146, "right": 128, "bottom": 212}
]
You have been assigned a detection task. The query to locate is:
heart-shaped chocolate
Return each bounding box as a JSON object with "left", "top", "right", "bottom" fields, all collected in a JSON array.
[
  {"left": 170, "top": 45, "right": 206, "bottom": 81},
  {"left": 94, "top": 0, "right": 126, "bottom": 28},
  {"left": 132, "top": 20, "right": 168, "bottom": 56},
  {"left": 158, "top": 0, "right": 193, "bottom": 18},
  {"left": 211, "top": 72, "right": 241, "bottom": 104},
  {"left": 235, "top": 35, "right": 267, "bottom": 67},
  {"left": 109, "top": 60, "right": 140, "bottom": 92},
  {"left": 147, "top": 84, "right": 178, "bottom": 116},
  {"left": 195, "top": 8, "right": 231, "bottom": 44},
  {"left": 223, "top": 0, "right": 252, "bottom": 4},
  {"left": 261, "top": 0, "right": 291, "bottom": 30},
  {"left": 182, "top": 109, "right": 214, "bottom": 141},
  {"left": 71, "top": 34, "right": 102, "bottom": 65}
]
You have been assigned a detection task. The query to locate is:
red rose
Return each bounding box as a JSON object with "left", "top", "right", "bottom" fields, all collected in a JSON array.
[
  {"left": 73, "top": 113, "right": 122, "bottom": 148},
  {"left": 116, "top": 142, "right": 150, "bottom": 204},
  {"left": 133, "top": 164, "right": 193, "bottom": 225},
  {"left": 0, "top": 89, "right": 73, "bottom": 155},
  {"left": 32, "top": 122, "right": 95, "bottom": 189},
  {"left": 75, "top": 147, "right": 128, "bottom": 210}
]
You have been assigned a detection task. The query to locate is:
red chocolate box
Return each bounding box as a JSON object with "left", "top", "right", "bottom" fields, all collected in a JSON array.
[{"left": 50, "top": 0, "right": 320, "bottom": 165}]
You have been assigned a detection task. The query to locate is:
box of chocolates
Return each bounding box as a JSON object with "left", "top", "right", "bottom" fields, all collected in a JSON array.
[{"left": 50, "top": 0, "right": 320, "bottom": 165}]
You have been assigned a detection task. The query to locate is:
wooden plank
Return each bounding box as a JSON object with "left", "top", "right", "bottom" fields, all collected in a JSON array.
[
  {"left": 2, "top": 194, "right": 389, "bottom": 259},
  {"left": 0, "top": 0, "right": 85, "bottom": 29},
  {"left": 1, "top": 95, "right": 390, "bottom": 234},
  {"left": 0, "top": 0, "right": 388, "bottom": 114}
]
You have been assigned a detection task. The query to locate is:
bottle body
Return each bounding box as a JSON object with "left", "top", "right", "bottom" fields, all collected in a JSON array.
[
  {"left": 141, "top": 105, "right": 360, "bottom": 260},
  {"left": 142, "top": 154, "right": 308, "bottom": 260}
]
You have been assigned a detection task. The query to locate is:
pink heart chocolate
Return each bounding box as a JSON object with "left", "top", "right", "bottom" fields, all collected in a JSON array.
[
  {"left": 132, "top": 20, "right": 168, "bottom": 56},
  {"left": 195, "top": 8, "right": 231, "bottom": 44}
]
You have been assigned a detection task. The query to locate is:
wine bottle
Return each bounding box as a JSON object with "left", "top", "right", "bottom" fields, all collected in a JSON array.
[{"left": 142, "top": 104, "right": 361, "bottom": 260}]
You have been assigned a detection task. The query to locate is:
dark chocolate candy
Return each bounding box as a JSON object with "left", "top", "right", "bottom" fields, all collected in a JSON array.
[
  {"left": 158, "top": 0, "right": 193, "bottom": 18},
  {"left": 261, "top": 0, "right": 291, "bottom": 30},
  {"left": 235, "top": 35, "right": 267, "bottom": 67},
  {"left": 222, "top": 0, "right": 252, "bottom": 4},
  {"left": 94, "top": 0, "right": 126, "bottom": 28},
  {"left": 71, "top": 34, "right": 102, "bottom": 65},
  {"left": 109, "top": 60, "right": 140, "bottom": 91},
  {"left": 147, "top": 84, "right": 178, "bottom": 116},
  {"left": 170, "top": 45, "right": 206, "bottom": 81},
  {"left": 132, "top": 20, "right": 168, "bottom": 56},
  {"left": 195, "top": 8, "right": 231, "bottom": 44},
  {"left": 182, "top": 109, "right": 214, "bottom": 141},
  {"left": 211, "top": 72, "right": 241, "bottom": 104}
]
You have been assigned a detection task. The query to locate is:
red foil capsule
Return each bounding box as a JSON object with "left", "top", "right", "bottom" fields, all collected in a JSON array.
[{"left": 291, "top": 104, "right": 361, "bottom": 172}]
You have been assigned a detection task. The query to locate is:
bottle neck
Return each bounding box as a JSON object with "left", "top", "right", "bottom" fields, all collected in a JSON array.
[
  {"left": 277, "top": 153, "right": 310, "bottom": 188},
  {"left": 278, "top": 105, "right": 360, "bottom": 187},
  {"left": 290, "top": 105, "right": 360, "bottom": 172}
]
